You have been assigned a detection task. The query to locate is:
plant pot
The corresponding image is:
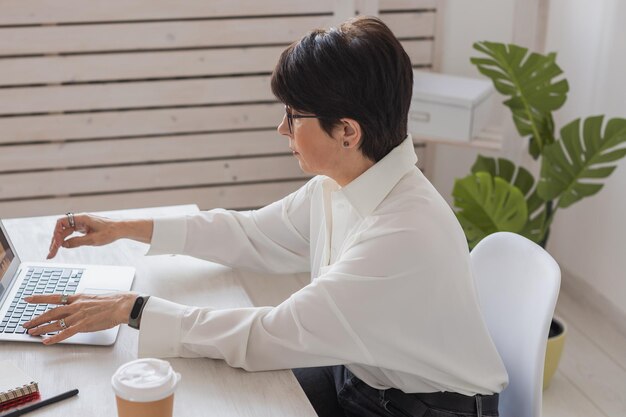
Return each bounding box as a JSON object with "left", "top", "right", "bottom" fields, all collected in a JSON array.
[{"left": 543, "top": 316, "right": 567, "bottom": 390}]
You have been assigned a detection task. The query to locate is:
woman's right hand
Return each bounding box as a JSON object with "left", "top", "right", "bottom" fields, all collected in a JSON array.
[{"left": 47, "top": 213, "right": 121, "bottom": 259}]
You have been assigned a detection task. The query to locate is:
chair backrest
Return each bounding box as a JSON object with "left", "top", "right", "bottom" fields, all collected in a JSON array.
[{"left": 471, "top": 232, "right": 561, "bottom": 417}]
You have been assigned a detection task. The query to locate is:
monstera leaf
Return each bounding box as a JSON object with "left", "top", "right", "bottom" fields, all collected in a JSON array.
[
  {"left": 471, "top": 42, "right": 569, "bottom": 159},
  {"left": 470, "top": 155, "right": 547, "bottom": 244},
  {"left": 539, "top": 116, "right": 626, "bottom": 208},
  {"left": 453, "top": 171, "right": 528, "bottom": 249}
]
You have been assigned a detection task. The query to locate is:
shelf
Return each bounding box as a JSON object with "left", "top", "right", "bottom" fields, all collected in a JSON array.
[{"left": 412, "top": 126, "right": 503, "bottom": 151}]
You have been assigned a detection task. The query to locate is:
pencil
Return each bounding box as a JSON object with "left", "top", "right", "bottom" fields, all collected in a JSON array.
[{"left": 0, "top": 389, "right": 79, "bottom": 417}]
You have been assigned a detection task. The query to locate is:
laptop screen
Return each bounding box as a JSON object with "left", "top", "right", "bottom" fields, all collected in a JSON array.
[{"left": 0, "top": 227, "right": 14, "bottom": 281}]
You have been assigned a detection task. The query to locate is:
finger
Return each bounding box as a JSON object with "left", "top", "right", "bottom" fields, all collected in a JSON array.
[
  {"left": 47, "top": 218, "right": 75, "bottom": 259},
  {"left": 54, "top": 215, "right": 74, "bottom": 232},
  {"left": 43, "top": 325, "right": 80, "bottom": 345},
  {"left": 27, "top": 316, "right": 74, "bottom": 336},
  {"left": 24, "top": 293, "right": 79, "bottom": 306},
  {"left": 71, "top": 214, "right": 93, "bottom": 234},
  {"left": 48, "top": 230, "right": 75, "bottom": 259},
  {"left": 22, "top": 304, "right": 74, "bottom": 329}
]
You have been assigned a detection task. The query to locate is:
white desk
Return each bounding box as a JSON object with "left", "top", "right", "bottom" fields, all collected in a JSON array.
[{"left": 2, "top": 206, "right": 316, "bottom": 417}]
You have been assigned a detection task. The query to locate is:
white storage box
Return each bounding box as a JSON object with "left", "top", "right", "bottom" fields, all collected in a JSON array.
[{"left": 408, "top": 70, "right": 494, "bottom": 142}]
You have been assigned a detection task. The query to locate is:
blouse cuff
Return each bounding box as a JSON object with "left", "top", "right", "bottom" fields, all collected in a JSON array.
[
  {"left": 145, "top": 216, "right": 188, "bottom": 256},
  {"left": 137, "top": 297, "right": 187, "bottom": 358}
]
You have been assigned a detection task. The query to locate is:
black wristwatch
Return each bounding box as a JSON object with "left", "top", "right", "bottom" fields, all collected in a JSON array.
[{"left": 128, "top": 295, "right": 150, "bottom": 330}]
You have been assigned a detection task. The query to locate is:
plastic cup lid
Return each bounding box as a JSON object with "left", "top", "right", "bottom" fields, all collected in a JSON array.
[{"left": 111, "top": 358, "right": 181, "bottom": 402}]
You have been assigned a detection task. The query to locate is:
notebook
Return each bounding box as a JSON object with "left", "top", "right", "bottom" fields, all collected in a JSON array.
[{"left": 0, "top": 361, "right": 40, "bottom": 411}]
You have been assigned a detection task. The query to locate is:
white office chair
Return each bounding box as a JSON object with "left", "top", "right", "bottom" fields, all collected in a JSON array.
[{"left": 471, "top": 232, "right": 561, "bottom": 417}]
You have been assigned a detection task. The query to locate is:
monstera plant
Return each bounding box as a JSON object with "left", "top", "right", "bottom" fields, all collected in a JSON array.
[
  {"left": 452, "top": 41, "right": 626, "bottom": 389},
  {"left": 453, "top": 41, "right": 626, "bottom": 249}
]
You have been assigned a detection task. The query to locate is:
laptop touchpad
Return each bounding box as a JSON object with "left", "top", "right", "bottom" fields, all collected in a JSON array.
[{"left": 82, "top": 288, "right": 120, "bottom": 296}]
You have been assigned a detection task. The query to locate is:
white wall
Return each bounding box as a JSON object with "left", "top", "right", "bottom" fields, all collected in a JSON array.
[
  {"left": 430, "top": 0, "right": 516, "bottom": 201},
  {"left": 543, "top": 0, "right": 626, "bottom": 317},
  {"left": 431, "top": 0, "right": 626, "bottom": 317}
]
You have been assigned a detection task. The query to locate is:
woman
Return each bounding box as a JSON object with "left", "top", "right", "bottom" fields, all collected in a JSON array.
[{"left": 24, "top": 17, "right": 507, "bottom": 417}]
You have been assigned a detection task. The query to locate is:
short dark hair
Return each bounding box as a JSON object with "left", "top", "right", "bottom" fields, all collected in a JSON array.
[{"left": 271, "top": 16, "right": 414, "bottom": 162}]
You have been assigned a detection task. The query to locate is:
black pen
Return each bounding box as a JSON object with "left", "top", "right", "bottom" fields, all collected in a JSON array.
[{"left": 0, "top": 389, "right": 79, "bottom": 417}]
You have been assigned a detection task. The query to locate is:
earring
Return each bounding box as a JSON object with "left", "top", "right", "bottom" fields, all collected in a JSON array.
[{"left": 343, "top": 141, "right": 349, "bottom": 148}]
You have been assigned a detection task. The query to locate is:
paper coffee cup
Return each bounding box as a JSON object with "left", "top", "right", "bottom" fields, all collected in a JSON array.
[{"left": 112, "top": 358, "right": 181, "bottom": 417}]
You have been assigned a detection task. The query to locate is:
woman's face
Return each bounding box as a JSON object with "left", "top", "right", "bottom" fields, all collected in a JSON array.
[{"left": 277, "top": 107, "right": 343, "bottom": 178}]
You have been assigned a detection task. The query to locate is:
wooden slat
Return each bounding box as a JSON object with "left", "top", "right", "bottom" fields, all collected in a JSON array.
[
  {"left": 0, "top": 40, "right": 432, "bottom": 86},
  {"left": 381, "top": 12, "right": 436, "bottom": 39},
  {"left": 0, "top": 13, "right": 435, "bottom": 56},
  {"left": 0, "top": 0, "right": 335, "bottom": 26},
  {"left": 0, "top": 75, "right": 274, "bottom": 115},
  {"left": 401, "top": 40, "right": 433, "bottom": 66},
  {"left": 0, "top": 130, "right": 286, "bottom": 172},
  {"left": 379, "top": 0, "right": 436, "bottom": 10},
  {"left": 0, "top": 46, "right": 283, "bottom": 87},
  {"left": 0, "top": 125, "right": 424, "bottom": 166},
  {"left": 0, "top": 156, "right": 306, "bottom": 199},
  {"left": 0, "top": 133, "right": 424, "bottom": 173},
  {"left": 0, "top": 180, "right": 309, "bottom": 219},
  {"left": 0, "top": 1, "right": 437, "bottom": 26},
  {"left": 0, "top": 16, "right": 334, "bottom": 56},
  {"left": 0, "top": 103, "right": 284, "bottom": 143}
]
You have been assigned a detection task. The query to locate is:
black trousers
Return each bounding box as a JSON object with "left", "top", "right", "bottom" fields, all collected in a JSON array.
[{"left": 293, "top": 366, "right": 499, "bottom": 417}]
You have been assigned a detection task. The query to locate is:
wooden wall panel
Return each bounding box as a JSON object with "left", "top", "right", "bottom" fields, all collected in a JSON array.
[
  {"left": 0, "top": 130, "right": 284, "bottom": 172},
  {"left": 0, "top": 76, "right": 274, "bottom": 115},
  {"left": 0, "top": 41, "right": 431, "bottom": 87},
  {"left": 0, "top": 14, "right": 433, "bottom": 56},
  {"left": 381, "top": 12, "right": 435, "bottom": 39},
  {"left": 0, "top": 2, "right": 438, "bottom": 218},
  {"left": 0, "top": 156, "right": 306, "bottom": 200},
  {"left": 0, "top": 181, "right": 310, "bottom": 219},
  {"left": 0, "top": 0, "right": 336, "bottom": 25},
  {"left": 0, "top": 17, "right": 333, "bottom": 56},
  {"left": 402, "top": 40, "right": 434, "bottom": 66},
  {"left": 0, "top": 47, "right": 283, "bottom": 87},
  {"left": 0, "top": 0, "right": 437, "bottom": 25},
  {"left": 0, "top": 103, "right": 284, "bottom": 144},
  {"left": 379, "top": 0, "right": 436, "bottom": 10}
]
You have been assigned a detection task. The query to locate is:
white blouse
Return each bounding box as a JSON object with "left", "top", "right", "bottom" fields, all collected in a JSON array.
[{"left": 139, "top": 135, "right": 508, "bottom": 396}]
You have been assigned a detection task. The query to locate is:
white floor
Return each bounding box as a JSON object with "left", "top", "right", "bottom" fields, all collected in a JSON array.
[
  {"left": 237, "top": 273, "right": 626, "bottom": 417},
  {"left": 543, "top": 291, "right": 626, "bottom": 417}
]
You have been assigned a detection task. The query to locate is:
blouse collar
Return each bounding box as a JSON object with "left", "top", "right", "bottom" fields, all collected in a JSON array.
[{"left": 326, "top": 135, "right": 418, "bottom": 218}]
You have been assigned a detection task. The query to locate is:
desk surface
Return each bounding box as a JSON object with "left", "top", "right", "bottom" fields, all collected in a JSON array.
[{"left": 2, "top": 206, "right": 316, "bottom": 417}]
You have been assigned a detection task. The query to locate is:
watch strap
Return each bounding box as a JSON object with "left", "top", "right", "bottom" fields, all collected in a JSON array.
[{"left": 128, "top": 295, "right": 150, "bottom": 330}]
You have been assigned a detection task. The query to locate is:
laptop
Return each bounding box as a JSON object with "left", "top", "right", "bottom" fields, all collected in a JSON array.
[{"left": 0, "top": 220, "right": 134, "bottom": 346}]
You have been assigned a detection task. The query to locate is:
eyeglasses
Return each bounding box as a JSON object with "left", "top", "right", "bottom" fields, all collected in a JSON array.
[{"left": 285, "top": 106, "right": 324, "bottom": 134}]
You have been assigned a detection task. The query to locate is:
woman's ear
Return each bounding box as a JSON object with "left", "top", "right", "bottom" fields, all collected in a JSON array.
[{"left": 337, "top": 118, "right": 362, "bottom": 149}]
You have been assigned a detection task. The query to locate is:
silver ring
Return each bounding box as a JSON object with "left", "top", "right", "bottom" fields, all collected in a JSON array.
[
  {"left": 60, "top": 294, "right": 69, "bottom": 305},
  {"left": 59, "top": 318, "right": 67, "bottom": 330},
  {"left": 66, "top": 212, "right": 75, "bottom": 228}
]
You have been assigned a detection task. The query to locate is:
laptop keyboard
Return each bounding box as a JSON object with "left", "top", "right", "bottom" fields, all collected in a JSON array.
[{"left": 0, "top": 267, "right": 83, "bottom": 335}]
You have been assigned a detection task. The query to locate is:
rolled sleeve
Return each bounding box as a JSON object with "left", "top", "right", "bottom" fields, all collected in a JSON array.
[
  {"left": 145, "top": 216, "right": 188, "bottom": 256},
  {"left": 137, "top": 297, "right": 188, "bottom": 358}
]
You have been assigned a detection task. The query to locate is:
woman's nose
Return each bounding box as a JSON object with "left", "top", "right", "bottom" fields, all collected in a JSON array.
[{"left": 277, "top": 114, "right": 290, "bottom": 137}]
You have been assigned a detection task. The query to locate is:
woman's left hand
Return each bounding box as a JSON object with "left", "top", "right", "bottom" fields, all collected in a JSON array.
[{"left": 23, "top": 292, "right": 138, "bottom": 345}]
